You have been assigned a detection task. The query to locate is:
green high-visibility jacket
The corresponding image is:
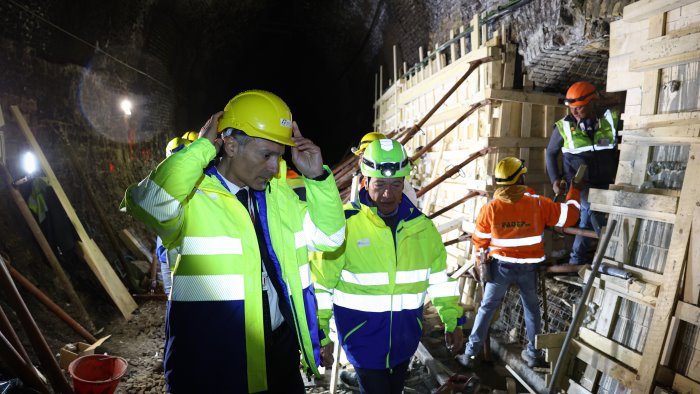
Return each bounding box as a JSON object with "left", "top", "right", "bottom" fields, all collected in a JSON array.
[
  {"left": 555, "top": 109, "right": 619, "bottom": 154},
  {"left": 311, "top": 190, "right": 464, "bottom": 370},
  {"left": 120, "top": 138, "right": 345, "bottom": 393}
]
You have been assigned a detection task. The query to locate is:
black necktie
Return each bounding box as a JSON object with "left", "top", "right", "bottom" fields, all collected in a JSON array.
[{"left": 235, "top": 188, "right": 255, "bottom": 222}]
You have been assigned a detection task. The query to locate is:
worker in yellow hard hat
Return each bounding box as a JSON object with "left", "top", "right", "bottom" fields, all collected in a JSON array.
[
  {"left": 545, "top": 81, "right": 620, "bottom": 264},
  {"left": 122, "top": 89, "right": 345, "bottom": 393},
  {"left": 457, "top": 157, "right": 581, "bottom": 370}
]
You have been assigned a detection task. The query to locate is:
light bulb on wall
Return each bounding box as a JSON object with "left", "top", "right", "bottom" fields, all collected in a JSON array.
[
  {"left": 120, "top": 99, "right": 133, "bottom": 116},
  {"left": 22, "top": 151, "right": 38, "bottom": 175}
]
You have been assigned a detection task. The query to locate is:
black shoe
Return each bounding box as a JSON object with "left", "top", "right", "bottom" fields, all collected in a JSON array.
[
  {"left": 339, "top": 370, "right": 360, "bottom": 390},
  {"left": 521, "top": 349, "right": 547, "bottom": 368},
  {"left": 455, "top": 354, "right": 476, "bottom": 369}
]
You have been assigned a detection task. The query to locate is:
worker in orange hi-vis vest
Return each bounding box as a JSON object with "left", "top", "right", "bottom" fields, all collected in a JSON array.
[{"left": 456, "top": 157, "right": 581, "bottom": 370}]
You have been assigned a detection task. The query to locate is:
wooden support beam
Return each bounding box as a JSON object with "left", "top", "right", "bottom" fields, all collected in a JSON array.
[
  {"left": 631, "top": 26, "right": 700, "bottom": 72},
  {"left": 622, "top": 0, "right": 697, "bottom": 22},
  {"left": 578, "top": 327, "right": 642, "bottom": 370},
  {"left": 623, "top": 111, "right": 700, "bottom": 129},
  {"left": 639, "top": 14, "right": 666, "bottom": 116},
  {"left": 672, "top": 373, "right": 700, "bottom": 393},
  {"left": 589, "top": 189, "right": 678, "bottom": 214},
  {"left": 536, "top": 332, "right": 566, "bottom": 349},
  {"left": 633, "top": 144, "right": 700, "bottom": 393},
  {"left": 686, "top": 199, "right": 700, "bottom": 304},
  {"left": 119, "top": 229, "right": 152, "bottom": 261},
  {"left": 570, "top": 339, "right": 637, "bottom": 387},
  {"left": 674, "top": 300, "right": 700, "bottom": 325},
  {"left": 482, "top": 88, "right": 562, "bottom": 106},
  {"left": 589, "top": 189, "right": 678, "bottom": 223},
  {"left": 583, "top": 269, "right": 659, "bottom": 307},
  {"left": 10, "top": 106, "right": 137, "bottom": 320}
]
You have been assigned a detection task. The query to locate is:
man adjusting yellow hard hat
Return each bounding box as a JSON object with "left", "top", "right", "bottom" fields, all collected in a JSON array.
[{"left": 217, "top": 89, "right": 295, "bottom": 146}]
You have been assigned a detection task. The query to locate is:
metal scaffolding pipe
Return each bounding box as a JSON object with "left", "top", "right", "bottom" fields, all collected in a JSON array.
[
  {"left": 428, "top": 190, "right": 486, "bottom": 219},
  {"left": 0, "top": 255, "right": 73, "bottom": 393},
  {"left": 0, "top": 329, "right": 50, "bottom": 394},
  {"left": 0, "top": 296, "right": 33, "bottom": 366},
  {"left": 410, "top": 100, "right": 490, "bottom": 162},
  {"left": 7, "top": 264, "right": 97, "bottom": 343},
  {"left": 399, "top": 56, "right": 498, "bottom": 145},
  {"left": 548, "top": 220, "right": 618, "bottom": 393},
  {"left": 416, "top": 147, "right": 490, "bottom": 198}
]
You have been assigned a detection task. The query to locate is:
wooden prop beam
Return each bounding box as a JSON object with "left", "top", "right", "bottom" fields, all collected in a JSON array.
[
  {"left": 10, "top": 106, "right": 137, "bottom": 319},
  {"left": 0, "top": 163, "right": 95, "bottom": 330}
]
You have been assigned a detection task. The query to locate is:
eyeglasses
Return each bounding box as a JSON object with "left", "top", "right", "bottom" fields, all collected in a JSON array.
[
  {"left": 370, "top": 180, "right": 404, "bottom": 191},
  {"left": 563, "top": 91, "right": 596, "bottom": 106}
]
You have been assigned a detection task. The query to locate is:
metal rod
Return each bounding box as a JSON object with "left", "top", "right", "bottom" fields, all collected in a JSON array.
[
  {"left": 7, "top": 263, "right": 97, "bottom": 343},
  {"left": 417, "top": 147, "right": 490, "bottom": 198},
  {"left": 0, "top": 255, "right": 73, "bottom": 393},
  {"left": 399, "top": 57, "right": 497, "bottom": 145},
  {"left": 548, "top": 220, "right": 618, "bottom": 393},
  {"left": 410, "top": 100, "right": 490, "bottom": 162},
  {"left": 0, "top": 327, "right": 50, "bottom": 394},
  {"left": 428, "top": 190, "right": 485, "bottom": 219},
  {"left": 0, "top": 296, "right": 33, "bottom": 366},
  {"left": 553, "top": 226, "right": 598, "bottom": 239},
  {"left": 444, "top": 233, "right": 472, "bottom": 247}
]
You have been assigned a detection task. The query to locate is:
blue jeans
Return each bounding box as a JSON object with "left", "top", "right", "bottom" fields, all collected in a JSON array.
[
  {"left": 355, "top": 359, "right": 410, "bottom": 394},
  {"left": 570, "top": 187, "right": 605, "bottom": 264},
  {"left": 464, "top": 261, "right": 541, "bottom": 358}
]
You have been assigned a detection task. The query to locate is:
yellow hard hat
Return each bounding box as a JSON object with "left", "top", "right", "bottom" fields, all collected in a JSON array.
[
  {"left": 217, "top": 90, "right": 294, "bottom": 146},
  {"left": 352, "top": 132, "right": 387, "bottom": 156},
  {"left": 181, "top": 131, "right": 198, "bottom": 142},
  {"left": 165, "top": 137, "right": 191, "bottom": 157},
  {"left": 494, "top": 157, "right": 527, "bottom": 185}
]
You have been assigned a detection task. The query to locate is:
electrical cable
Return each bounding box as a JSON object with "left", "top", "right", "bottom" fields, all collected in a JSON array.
[{"left": 7, "top": 0, "right": 172, "bottom": 90}]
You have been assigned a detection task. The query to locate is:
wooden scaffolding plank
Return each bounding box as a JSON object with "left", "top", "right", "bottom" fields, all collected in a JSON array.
[
  {"left": 570, "top": 339, "right": 637, "bottom": 388},
  {"left": 672, "top": 373, "right": 700, "bottom": 393},
  {"left": 633, "top": 143, "right": 700, "bottom": 393},
  {"left": 623, "top": 111, "right": 700, "bottom": 129},
  {"left": 589, "top": 189, "right": 677, "bottom": 223},
  {"left": 675, "top": 300, "right": 700, "bottom": 325},
  {"left": 10, "top": 106, "right": 137, "bottom": 320},
  {"left": 686, "top": 200, "right": 700, "bottom": 304},
  {"left": 631, "top": 28, "right": 700, "bottom": 72},
  {"left": 623, "top": 0, "right": 698, "bottom": 22},
  {"left": 578, "top": 327, "right": 642, "bottom": 369}
]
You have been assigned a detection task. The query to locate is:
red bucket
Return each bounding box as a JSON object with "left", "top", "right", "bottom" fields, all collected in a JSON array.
[{"left": 68, "top": 354, "right": 128, "bottom": 394}]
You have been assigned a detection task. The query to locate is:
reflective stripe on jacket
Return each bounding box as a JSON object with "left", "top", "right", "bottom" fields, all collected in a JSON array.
[
  {"left": 556, "top": 109, "right": 619, "bottom": 154},
  {"left": 120, "top": 138, "right": 345, "bottom": 393},
  {"left": 311, "top": 189, "right": 464, "bottom": 370},
  {"left": 472, "top": 185, "right": 581, "bottom": 264}
]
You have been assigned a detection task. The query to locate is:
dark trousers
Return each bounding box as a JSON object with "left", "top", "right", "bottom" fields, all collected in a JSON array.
[
  {"left": 355, "top": 359, "right": 410, "bottom": 394},
  {"left": 262, "top": 322, "right": 305, "bottom": 393}
]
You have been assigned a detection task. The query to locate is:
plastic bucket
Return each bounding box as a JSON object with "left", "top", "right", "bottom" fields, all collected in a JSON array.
[{"left": 68, "top": 354, "right": 128, "bottom": 394}]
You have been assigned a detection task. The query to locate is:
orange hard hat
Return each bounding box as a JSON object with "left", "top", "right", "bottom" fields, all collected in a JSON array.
[{"left": 564, "top": 82, "right": 598, "bottom": 107}]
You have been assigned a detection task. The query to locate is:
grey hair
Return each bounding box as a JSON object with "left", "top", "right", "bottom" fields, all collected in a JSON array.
[{"left": 222, "top": 128, "right": 254, "bottom": 148}]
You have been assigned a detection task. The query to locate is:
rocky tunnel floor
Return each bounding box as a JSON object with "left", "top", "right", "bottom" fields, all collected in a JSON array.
[{"left": 68, "top": 301, "right": 528, "bottom": 393}]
